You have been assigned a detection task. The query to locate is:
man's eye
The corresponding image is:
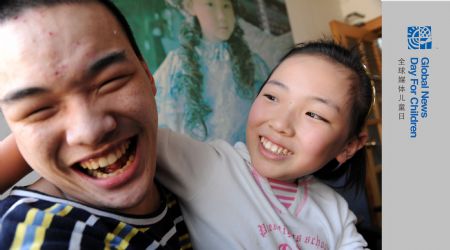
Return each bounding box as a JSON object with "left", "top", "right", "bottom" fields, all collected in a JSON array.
[
  {"left": 263, "top": 94, "right": 277, "bottom": 102},
  {"left": 98, "top": 75, "right": 130, "bottom": 94},
  {"left": 25, "top": 106, "right": 55, "bottom": 121},
  {"left": 306, "top": 111, "right": 328, "bottom": 122}
]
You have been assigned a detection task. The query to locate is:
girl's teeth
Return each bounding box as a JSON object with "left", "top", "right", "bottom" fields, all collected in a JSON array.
[
  {"left": 277, "top": 147, "right": 282, "bottom": 154},
  {"left": 260, "top": 137, "right": 292, "bottom": 156}
]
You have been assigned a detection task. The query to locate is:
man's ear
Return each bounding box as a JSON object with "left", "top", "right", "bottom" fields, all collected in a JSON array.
[
  {"left": 336, "top": 131, "right": 368, "bottom": 165},
  {"left": 141, "top": 61, "right": 157, "bottom": 96},
  {"left": 182, "top": 0, "right": 195, "bottom": 16}
]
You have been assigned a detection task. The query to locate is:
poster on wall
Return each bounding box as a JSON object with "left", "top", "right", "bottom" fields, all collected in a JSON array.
[
  {"left": 383, "top": 0, "right": 450, "bottom": 249},
  {"left": 114, "top": 0, "right": 294, "bottom": 143}
]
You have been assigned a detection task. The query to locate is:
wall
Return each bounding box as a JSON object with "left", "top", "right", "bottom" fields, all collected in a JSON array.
[
  {"left": 285, "top": 0, "right": 381, "bottom": 43},
  {"left": 285, "top": 0, "right": 343, "bottom": 43},
  {"left": 340, "top": 0, "right": 381, "bottom": 23}
]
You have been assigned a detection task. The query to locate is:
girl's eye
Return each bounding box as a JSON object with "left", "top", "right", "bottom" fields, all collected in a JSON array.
[
  {"left": 263, "top": 94, "right": 277, "bottom": 102},
  {"left": 306, "top": 111, "right": 328, "bottom": 122}
]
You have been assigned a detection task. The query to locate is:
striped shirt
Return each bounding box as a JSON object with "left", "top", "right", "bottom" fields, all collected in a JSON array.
[
  {"left": 0, "top": 186, "right": 192, "bottom": 250},
  {"left": 268, "top": 178, "right": 298, "bottom": 209}
]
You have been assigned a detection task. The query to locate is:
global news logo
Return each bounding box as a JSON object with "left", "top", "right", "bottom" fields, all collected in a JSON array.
[{"left": 408, "top": 26, "right": 432, "bottom": 50}]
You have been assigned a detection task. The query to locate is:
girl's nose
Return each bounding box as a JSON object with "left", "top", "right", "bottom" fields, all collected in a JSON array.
[{"left": 269, "top": 111, "right": 295, "bottom": 137}]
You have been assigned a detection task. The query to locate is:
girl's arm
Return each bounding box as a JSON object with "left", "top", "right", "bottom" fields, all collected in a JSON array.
[
  {"left": 0, "top": 134, "right": 32, "bottom": 193},
  {"left": 336, "top": 193, "right": 370, "bottom": 249},
  {"left": 156, "top": 128, "right": 222, "bottom": 199}
]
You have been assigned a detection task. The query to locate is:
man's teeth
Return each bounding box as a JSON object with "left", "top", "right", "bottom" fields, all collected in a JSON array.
[
  {"left": 87, "top": 155, "right": 134, "bottom": 178},
  {"left": 260, "top": 137, "right": 292, "bottom": 156},
  {"left": 80, "top": 141, "right": 130, "bottom": 170}
]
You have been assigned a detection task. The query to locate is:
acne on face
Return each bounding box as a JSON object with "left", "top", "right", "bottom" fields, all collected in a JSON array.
[
  {"left": 0, "top": 3, "right": 159, "bottom": 214},
  {"left": 52, "top": 63, "right": 67, "bottom": 77}
]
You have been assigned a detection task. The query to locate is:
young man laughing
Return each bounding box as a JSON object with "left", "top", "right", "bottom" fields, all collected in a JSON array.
[{"left": 0, "top": 1, "right": 191, "bottom": 249}]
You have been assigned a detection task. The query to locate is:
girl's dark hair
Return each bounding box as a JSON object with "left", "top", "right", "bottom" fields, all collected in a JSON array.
[
  {"left": 262, "top": 40, "right": 374, "bottom": 192},
  {"left": 0, "top": 0, "right": 143, "bottom": 60},
  {"left": 172, "top": 0, "right": 256, "bottom": 140}
]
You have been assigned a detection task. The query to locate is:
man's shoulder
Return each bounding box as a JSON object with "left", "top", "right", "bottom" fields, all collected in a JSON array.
[
  {"left": 0, "top": 187, "right": 193, "bottom": 249},
  {"left": 0, "top": 191, "right": 71, "bottom": 249},
  {"left": 0, "top": 192, "right": 24, "bottom": 209},
  {"left": 0, "top": 188, "right": 89, "bottom": 229},
  {"left": 0, "top": 190, "right": 39, "bottom": 217}
]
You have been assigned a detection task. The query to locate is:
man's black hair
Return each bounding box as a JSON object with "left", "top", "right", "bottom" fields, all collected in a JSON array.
[{"left": 0, "top": 0, "right": 143, "bottom": 60}]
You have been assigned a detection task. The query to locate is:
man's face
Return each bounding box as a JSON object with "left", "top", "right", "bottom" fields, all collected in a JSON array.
[{"left": 0, "top": 3, "right": 159, "bottom": 214}]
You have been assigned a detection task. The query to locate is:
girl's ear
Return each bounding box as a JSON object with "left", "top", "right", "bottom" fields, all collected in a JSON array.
[
  {"left": 336, "top": 131, "right": 368, "bottom": 165},
  {"left": 182, "top": 0, "right": 195, "bottom": 16}
]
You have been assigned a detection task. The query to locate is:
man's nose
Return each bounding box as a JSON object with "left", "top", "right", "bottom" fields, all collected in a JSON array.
[{"left": 65, "top": 102, "right": 117, "bottom": 147}]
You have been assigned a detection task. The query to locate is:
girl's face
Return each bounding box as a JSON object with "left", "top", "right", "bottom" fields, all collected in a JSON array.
[
  {"left": 246, "top": 55, "right": 362, "bottom": 182},
  {"left": 186, "top": 0, "right": 236, "bottom": 42}
]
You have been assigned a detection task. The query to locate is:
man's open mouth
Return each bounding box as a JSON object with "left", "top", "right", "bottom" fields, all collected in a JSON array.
[{"left": 75, "top": 137, "right": 137, "bottom": 178}]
